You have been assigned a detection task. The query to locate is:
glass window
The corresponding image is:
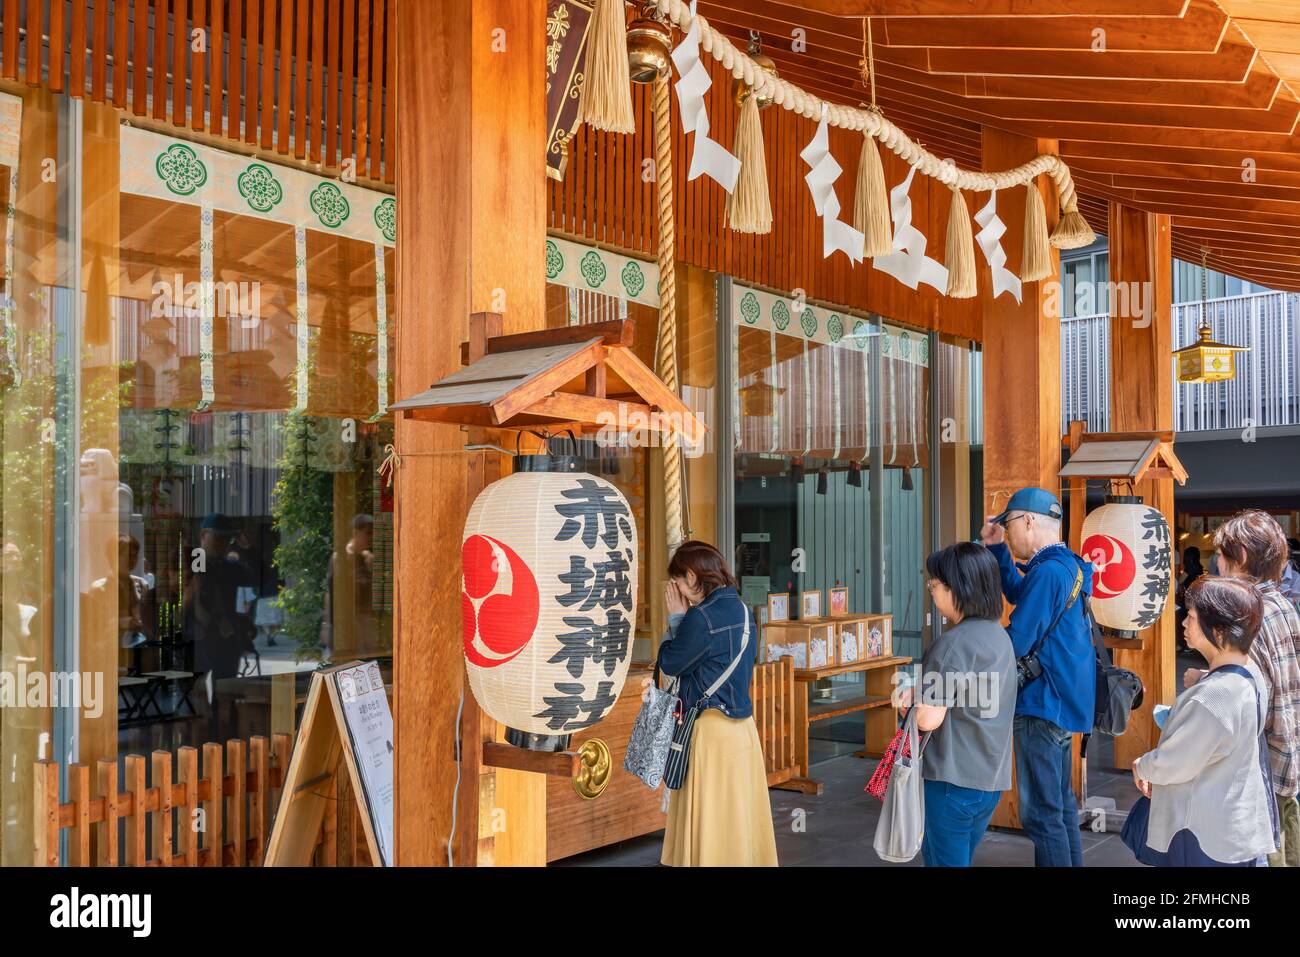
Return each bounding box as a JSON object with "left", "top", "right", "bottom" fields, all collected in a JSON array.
[
  {"left": 108, "top": 124, "right": 398, "bottom": 761},
  {"left": 730, "top": 294, "right": 934, "bottom": 762},
  {"left": 1, "top": 95, "right": 399, "bottom": 864},
  {"left": 1063, "top": 258, "right": 1092, "bottom": 318},
  {"left": 0, "top": 85, "right": 71, "bottom": 867},
  {"left": 734, "top": 304, "right": 877, "bottom": 615}
]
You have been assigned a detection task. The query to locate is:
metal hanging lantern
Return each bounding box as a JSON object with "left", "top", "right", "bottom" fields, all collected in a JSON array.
[
  {"left": 1080, "top": 495, "right": 1172, "bottom": 639},
  {"left": 626, "top": 3, "right": 672, "bottom": 84},
  {"left": 734, "top": 31, "right": 779, "bottom": 108},
  {"left": 461, "top": 444, "right": 639, "bottom": 751},
  {"left": 1174, "top": 247, "right": 1247, "bottom": 384}
]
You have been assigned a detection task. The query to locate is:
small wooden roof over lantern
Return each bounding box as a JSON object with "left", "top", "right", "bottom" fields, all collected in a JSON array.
[
  {"left": 390, "top": 314, "right": 705, "bottom": 447},
  {"left": 1058, "top": 430, "right": 1188, "bottom": 486}
]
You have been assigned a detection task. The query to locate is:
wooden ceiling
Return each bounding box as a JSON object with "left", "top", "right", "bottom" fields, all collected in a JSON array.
[{"left": 695, "top": 0, "right": 1300, "bottom": 291}]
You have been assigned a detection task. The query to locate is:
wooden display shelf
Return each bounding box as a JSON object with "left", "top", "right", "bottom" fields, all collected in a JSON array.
[
  {"left": 807, "top": 694, "right": 893, "bottom": 722},
  {"left": 773, "top": 654, "right": 912, "bottom": 796},
  {"left": 794, "top": 654, "right": 910, "bottom": 682}
]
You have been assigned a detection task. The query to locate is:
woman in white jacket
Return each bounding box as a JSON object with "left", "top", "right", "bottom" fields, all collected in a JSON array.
[{"left": 1130, "top": 576, "right": 1279, "bottom": 866}]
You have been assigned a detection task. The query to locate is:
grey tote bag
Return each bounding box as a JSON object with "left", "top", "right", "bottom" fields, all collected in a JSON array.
[
  {"left": 872, "top": 709, "right": 929, "bottom": 863},
  {"left": 624, "top": 676, "right": 680, "bottom": 790}
]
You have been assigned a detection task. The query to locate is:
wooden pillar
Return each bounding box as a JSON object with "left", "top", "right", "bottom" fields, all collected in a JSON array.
[
  {"left": 980, "top": 128, "right": 1063, "bottom": 830},
  {"left": 78, "top": 100, "right": 121, "bottom": 817},
  {"left": 394, "top": 0, "right": 547, "bottom": 865},
  {"left": 1107, "top": 203, "right": 1175, "bottom": 769}
]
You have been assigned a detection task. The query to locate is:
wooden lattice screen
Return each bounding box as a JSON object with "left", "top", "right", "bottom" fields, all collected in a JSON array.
[
  {"left": 0, "top": 0, "right": 393, "bottom": 185},
  {"left": 750, "top": 655, "right": 797, "bottom": 789}
]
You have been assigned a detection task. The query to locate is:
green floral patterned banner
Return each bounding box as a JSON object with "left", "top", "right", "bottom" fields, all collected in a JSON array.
[
  {"left": 122, "top": 126, "right": 395, "bottom": 248},
  {"left": 545, "top": 236, "right": 659, "bottom": 307},
  {"left": 880, "top": 323, "right": 930, "bottom": 368},
  {"left": 731, "top": 282, "right": 873, "bottom": 351},
  {"left": 730, "top": 282, "right": 928, "bottom": 366}
]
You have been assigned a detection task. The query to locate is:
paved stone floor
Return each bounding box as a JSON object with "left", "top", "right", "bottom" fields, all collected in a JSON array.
[{"left": 554, "top": 654, "right": 1204, "bottom": 867}]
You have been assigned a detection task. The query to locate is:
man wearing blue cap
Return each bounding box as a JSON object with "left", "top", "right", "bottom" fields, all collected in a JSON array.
[{"left": 981, "top": 487, "right": 1095, "bottom": 867}]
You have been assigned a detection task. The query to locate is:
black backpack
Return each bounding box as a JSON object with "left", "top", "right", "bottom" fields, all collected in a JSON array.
[{"left": 1083, "top": 594, "right": 1144, "bottom": 736}]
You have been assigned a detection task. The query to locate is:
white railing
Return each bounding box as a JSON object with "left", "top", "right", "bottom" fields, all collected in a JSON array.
[
  {"left": 1060, "top": 291, "right": 1300, "bottom": 435},
  {"left": 1060, "top": 307, "right": 1111, "bottom": 434}
]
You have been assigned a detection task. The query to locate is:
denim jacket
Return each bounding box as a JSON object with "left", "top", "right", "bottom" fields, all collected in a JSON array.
[{"left": 655, "top": 586, "right": 755, "bottom": 719}]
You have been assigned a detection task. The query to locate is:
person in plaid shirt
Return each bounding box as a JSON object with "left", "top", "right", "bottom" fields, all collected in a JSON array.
[{"left": 1187, "top": 510, "right": 1300, "bottom": 867}]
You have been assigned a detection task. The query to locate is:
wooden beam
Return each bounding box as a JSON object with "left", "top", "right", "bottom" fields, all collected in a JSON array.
[
  {"left": 878, "top": 2, "right": 1226, "bottom": 52},
  {"left": 482, "top": 742, "right": 581, "bottom": 778},
  {"left": 904, "top": 40, "right": 1258, "bottom": 82},
  {"left": 1107, "top": 203, "right": 1175, "bottom": 772},
  {"left": 488, "top": 339, "right": 604, "bottom": 424},
  {"left": 395, "top": 0, "right": 548, "bottom": 867},
  {"left": 953, "top": 67, "right": 1280, "bottom": 110},
  {"left": 750, "top": 0, "right": 1191, "bottom": 17},
  {"left": 981, "top": 128, "right": 1064, "bottom": 832},
  {"left": 487, "top": 318, "right": 636, "bottom": 354},
  {"left": 519, "top": 393, "right": 653, "bottom": 428}
]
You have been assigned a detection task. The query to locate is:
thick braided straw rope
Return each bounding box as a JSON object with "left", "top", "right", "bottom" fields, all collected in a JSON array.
[
  {"left": 653, "top": 71, "right": 685, "bottom": 555},
  {"left": 654, "top": 0, "right": 1082, "bottom": 211}
]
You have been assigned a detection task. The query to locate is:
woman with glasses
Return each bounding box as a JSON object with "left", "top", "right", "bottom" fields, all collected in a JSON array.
[{"left": 900, "top": 541, "right": 1016, "bottom": 866}]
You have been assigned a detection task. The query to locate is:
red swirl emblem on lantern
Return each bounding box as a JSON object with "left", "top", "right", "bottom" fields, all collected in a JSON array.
[
  {"left": 1081, "top": 498, "right": 1171, "bottom": 637},
  {"left": 1082, "top": 533, "right": 1137, "bottom": 599},
  {"left": 461, "top": 535, "right": 539, "bottom": 668}
]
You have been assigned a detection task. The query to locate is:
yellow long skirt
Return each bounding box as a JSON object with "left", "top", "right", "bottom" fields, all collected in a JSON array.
[{"left": 660, "top": 708, "right": 779, "bottom": 867}]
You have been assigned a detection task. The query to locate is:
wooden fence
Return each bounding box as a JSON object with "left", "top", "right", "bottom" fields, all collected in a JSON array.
[
  {"left": 36, "top": 663, "right": 794, "bottom": 866},
  {"left": 34, "top": 733, "right": 301, "bottom": 866},
  {"left": 750, "top": 656, "right": 797, "bottom": 789}
]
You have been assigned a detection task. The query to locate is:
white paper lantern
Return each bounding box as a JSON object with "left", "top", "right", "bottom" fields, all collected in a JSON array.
[
  {"left": 1080, "top": 497, "right": 1171, "bottom": 637},
  {"left": 461, "top": 464, "right": 638, "bottom": 746}
]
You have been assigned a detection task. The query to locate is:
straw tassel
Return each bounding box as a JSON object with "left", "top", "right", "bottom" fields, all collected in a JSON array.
[
  {"left": 853, "top": 131, "right": 892, "bottom": 257},
  {"left": 944, "top": 187, "right": 977, "bottom": 299},
  {"left": 1050, "top": 203, "right": 1096, "bottom": 250},
  {"left": 726, "top": 93, "right": 773, "bottom": 234},
  {"left": 576, "top": 0, "right": 635, "bottom": 133},
  {"left": 1020, "top": 179, "right": 1053, "bottom": 283}
]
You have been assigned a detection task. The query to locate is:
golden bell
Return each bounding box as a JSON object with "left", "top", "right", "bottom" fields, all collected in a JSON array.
[
  {"left": 734, "top": 52, "right": 778, "bottom": 109},
  {"left": 627, "top": 11, "right": 672, "bottom": 84}
]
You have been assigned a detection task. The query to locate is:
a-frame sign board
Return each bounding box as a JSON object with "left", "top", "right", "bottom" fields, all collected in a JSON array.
[{"left": 264, "top": 661, "right": 393, "bottom": 866}]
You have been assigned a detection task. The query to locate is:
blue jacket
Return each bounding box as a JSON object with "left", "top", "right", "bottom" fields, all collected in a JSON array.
[
  {"left": 655, "top": 586, "right": 755, "bottom": 719},
  {"left": 990, "top": 542, "right": 1096, "bottom": 733}
]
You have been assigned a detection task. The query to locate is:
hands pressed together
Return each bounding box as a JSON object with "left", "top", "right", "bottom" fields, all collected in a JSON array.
[{"left": 664, "top": 580, "right": 690, "bottom": 617}]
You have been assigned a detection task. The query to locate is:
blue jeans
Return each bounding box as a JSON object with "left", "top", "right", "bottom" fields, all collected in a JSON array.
[
  {"left": 1014, "top": 714, "right": 1083, "bottom": 867},
  {"left": 922, "top": 779, "right": 1002, "bottom": 867}
]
